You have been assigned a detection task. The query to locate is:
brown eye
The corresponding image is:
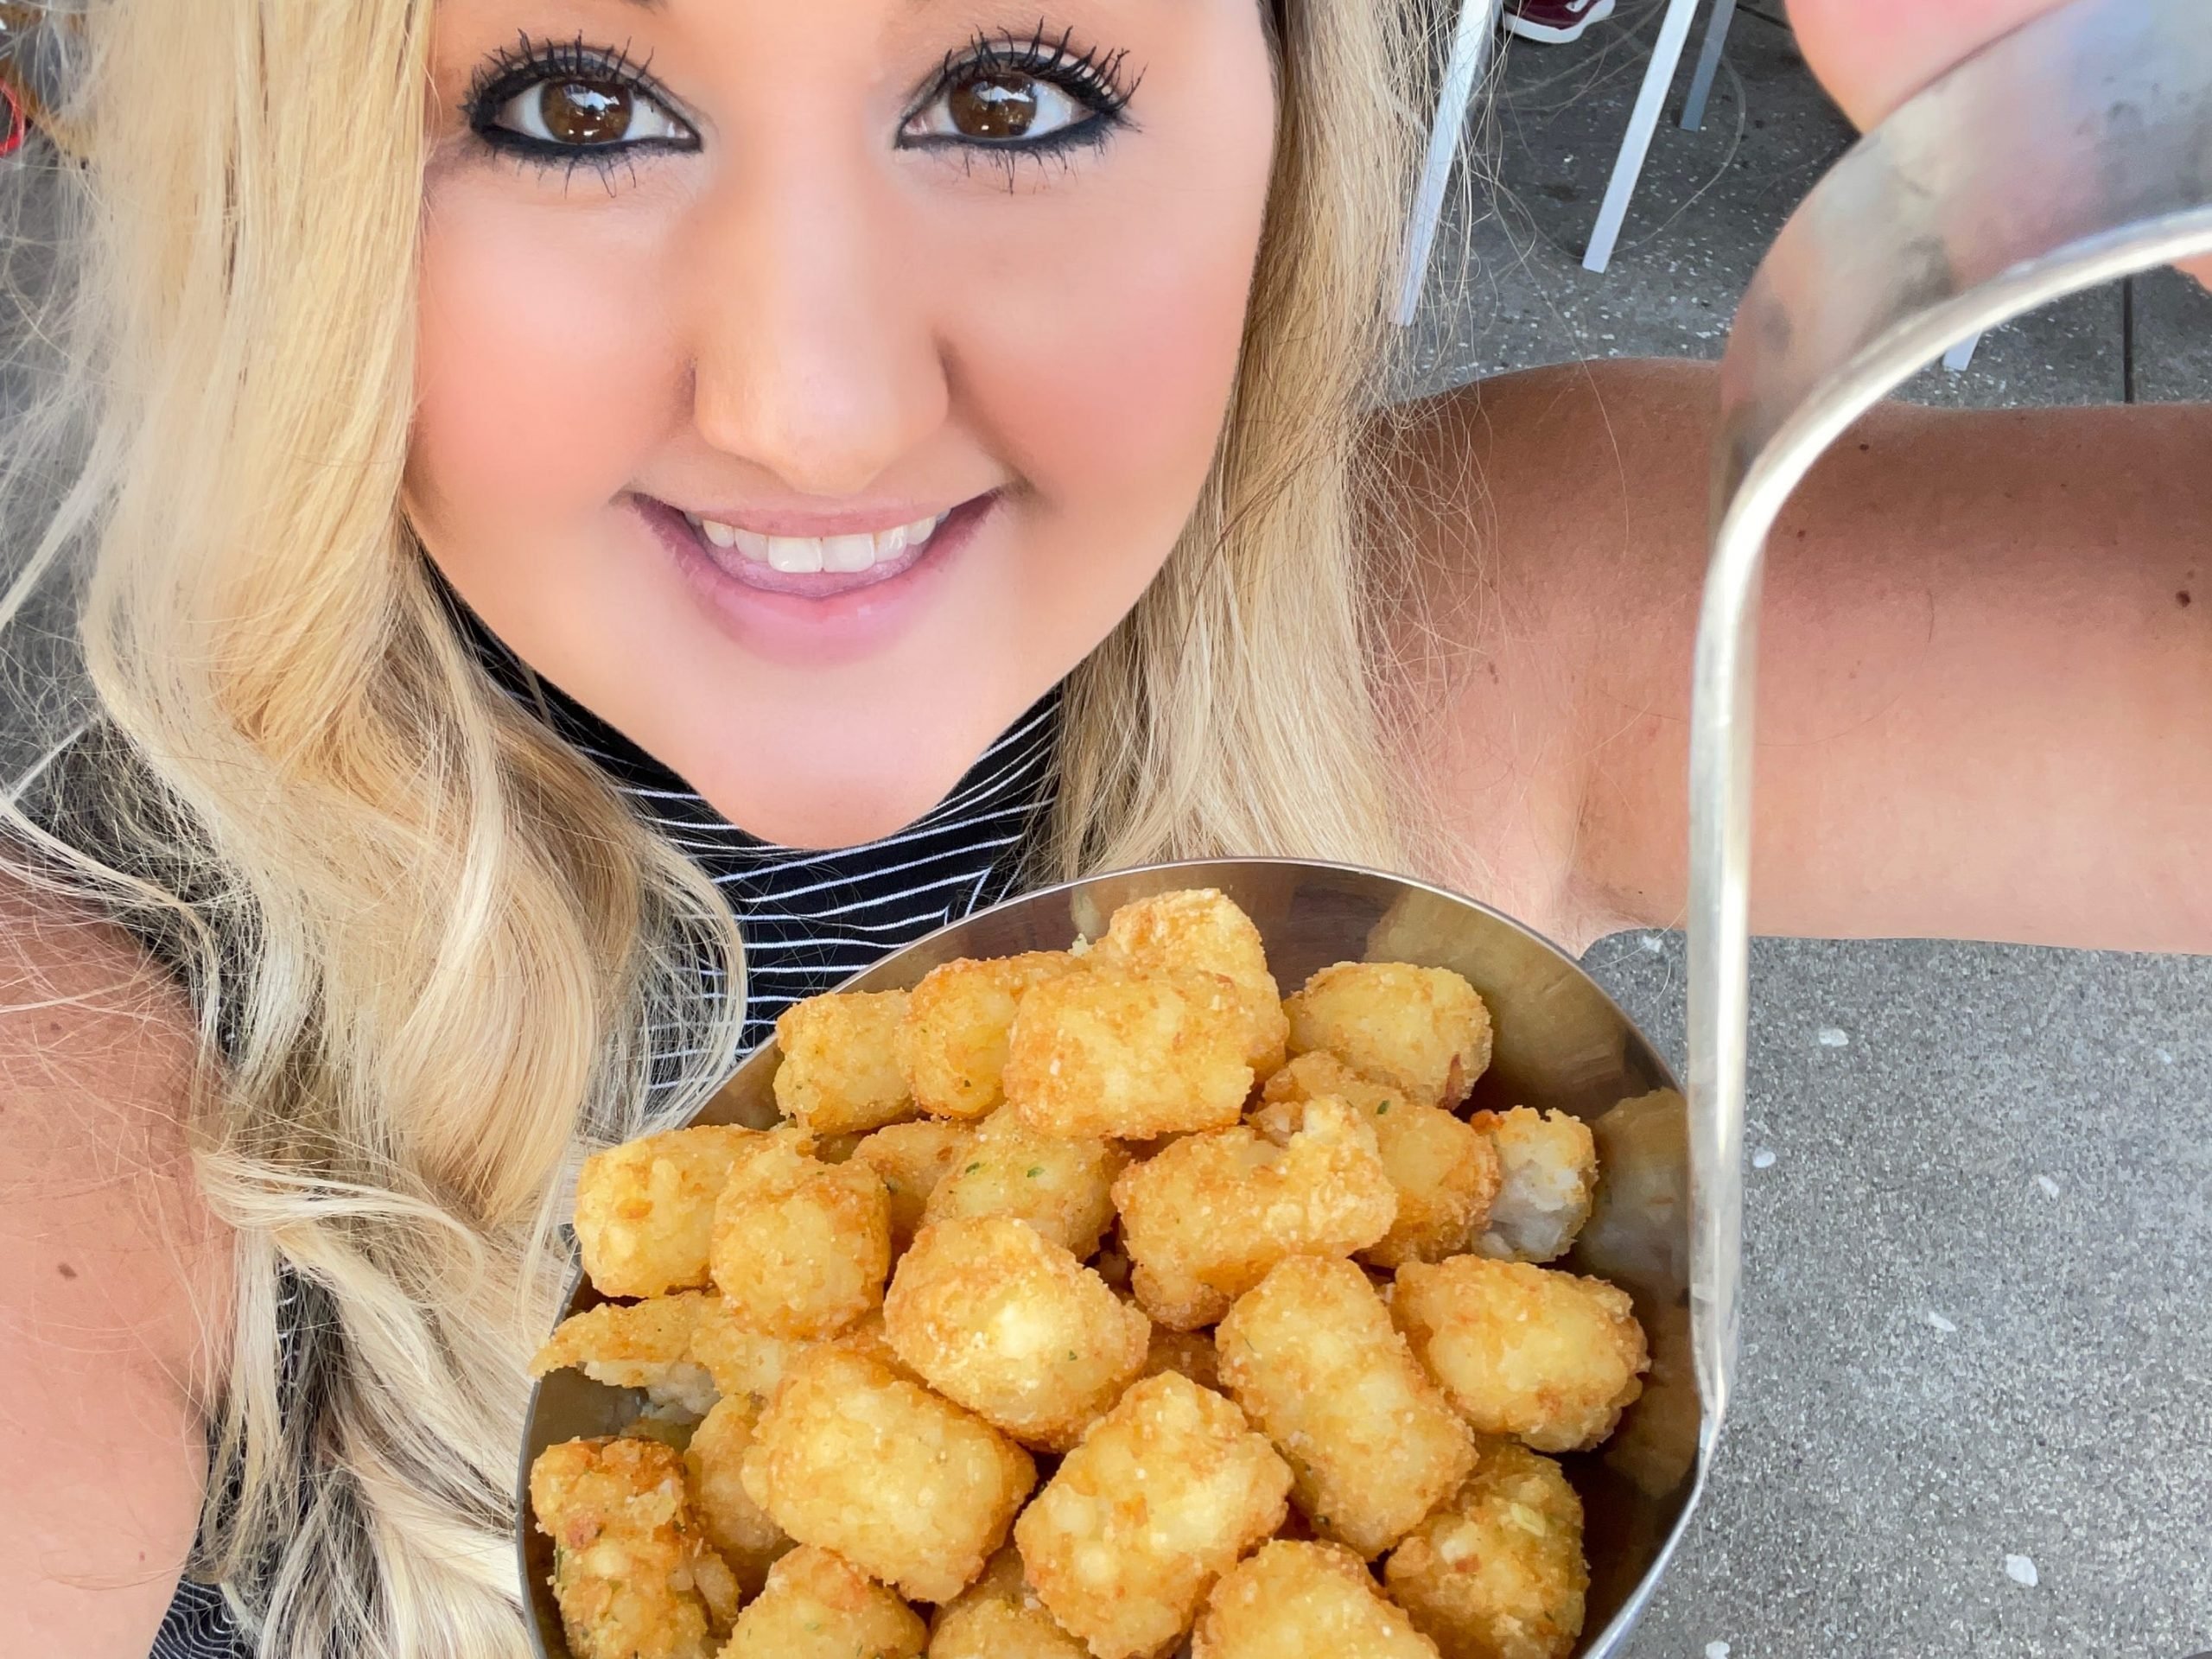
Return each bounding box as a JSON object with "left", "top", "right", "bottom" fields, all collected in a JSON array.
[
  {"left": 489, "top": 70, "right": 690, "bottom": 149},
  {"left": 948, "top": 72, "right": 1039, "bottom": 141},
  {"left": 906, "top": 60, "right": 1095, "bottom": 148},
  {"left": 538, "top": 80, "right": 632, "bottom": 146}
]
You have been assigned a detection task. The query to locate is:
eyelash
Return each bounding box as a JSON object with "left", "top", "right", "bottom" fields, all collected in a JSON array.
[
  {"left": 460, "top": 23, "right": 1141, "bottom": 188},
  {"left": 463, "top": 34, "right": 696, "bottom": 185},
  {"left": 902, "top": 24, "right": 1142, "bottom": 175}
]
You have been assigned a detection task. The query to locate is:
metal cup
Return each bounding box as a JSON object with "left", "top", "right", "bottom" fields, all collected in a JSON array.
[{"left": 518, "top": 858, "right": 1699, "bottom": 1657}]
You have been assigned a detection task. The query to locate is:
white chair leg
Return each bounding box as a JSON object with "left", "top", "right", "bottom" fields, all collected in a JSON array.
[
  {"left": 1942, "top": 332, "right": 1983, "bottom": 372},
  {"left": 1680, "top": 0, "right": 1738, "bottom": 130},
  {"left": 1394, "top": 0, "right": 1508, "bottom": 326},
  {"left": 1582, "top": 0, "right": 1707, "bottom": 274}
]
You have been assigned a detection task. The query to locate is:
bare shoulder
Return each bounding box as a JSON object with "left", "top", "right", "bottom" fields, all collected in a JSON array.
[
  {"left": 1374, "top": 360, "right": 1717, "bottom": 945},
  {"left": 1, "top": 870, "right": 231, "bottom": 1653}
]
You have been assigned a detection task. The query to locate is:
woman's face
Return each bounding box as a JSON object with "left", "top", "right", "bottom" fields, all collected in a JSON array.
[{"left": 410, "top": 0, "right": 1277, "bottom": 846}]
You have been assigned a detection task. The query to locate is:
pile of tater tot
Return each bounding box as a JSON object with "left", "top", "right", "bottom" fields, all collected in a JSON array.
[{"left": 528, "top": 888, "right": 1650, "bottom": 1659}]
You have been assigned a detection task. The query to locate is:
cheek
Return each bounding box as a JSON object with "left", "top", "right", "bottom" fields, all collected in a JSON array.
[{"left": 409, "top": 188, "right": 679, "bottom": 532}]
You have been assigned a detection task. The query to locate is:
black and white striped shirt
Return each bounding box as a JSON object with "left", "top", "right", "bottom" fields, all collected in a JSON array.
[{"left": 151, "top": 687, "right": 1061, "bottom": 1658}]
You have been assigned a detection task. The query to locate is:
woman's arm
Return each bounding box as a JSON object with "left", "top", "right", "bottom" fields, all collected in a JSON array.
[
  {"left": 1, "top": 878, "right": 232, "bottom": 1654},
  {"left": 1404, "top": 360, "right": 2212, "bottom": 954}
]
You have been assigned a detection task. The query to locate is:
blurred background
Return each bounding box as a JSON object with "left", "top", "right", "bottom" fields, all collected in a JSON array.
[{"left": 5, "top": 3, "right": 2210, "bottom": 1655}]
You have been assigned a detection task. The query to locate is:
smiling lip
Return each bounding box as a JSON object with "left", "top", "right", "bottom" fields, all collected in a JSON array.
[
  {"left": 638, "top": 492, "right": 988, "bottom": 600},
  {"left": 632, "top": 489, "right": 998, "bottom": 666}
]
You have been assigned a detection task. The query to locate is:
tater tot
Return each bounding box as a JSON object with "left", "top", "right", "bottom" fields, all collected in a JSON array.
[
  {"left": 900, "top": 953, "right": 1085, "bottom": 1120},
  {"left": 1092, "top": 889, "right": 1289, "bottom": 1077},
  {"left": 710, "top": 1135, "right": 890, "bottom": 1339},
  {"left": 1283, "top": 963, "right": 1492, "bottom": 1109},
  {"left": 1467, "top": 1109, "right": 1598, "bottom": 1265},
  {"left": 1112, "top": 1099, "right": 1397, "bottom": 1330},
  {"left": 531, "top": 1293, "right": 720, "bottom": 1419},
  {"left": 1391, "top": 1256, "right": 1648, "bottom": 1453},
  {"left": 1258, "top": 1054, "right": 1500, "bottom": 1268},
  {"left": 855, "top": 1118, "right": 978, "bottom": 1250},
  {"left": 1383, "top": 1438, "right": 1588, "bottom": 1659},
  {"left": 1215, "top": 1257, "right": 1474, "bottom": 1558},
  {"left": 688, "top": 1295, "right": 806, "bottom": 1406},
  {"left": 922, "top": 1109, "right": 1127, "bottom": 1259},
  {"left": 741, "top": 1346, "right": 1035, "bottom": 1604},
  {"left": 683, "top": 1396, "right": 791, "bottom": 1599},
  {"left": 1003, "top": 968, "right": 1254, "bottom": 1140},
  {"left": 773, "top": 990, "right": 918, "bottom": 1135},
  {"left": 1014, "top": 1373, "right": 1291, "bottom": 1659},
  {"left": 885, "top": 1217, "right": 1150, "bottom": 1451},
  {"left": 722, "top": 1545, "right": 928, "bottom": 1659},
  {"left": 929, "top": 1546, "right": 1089, "bottom": 1659},
  {"left": 529, "top": 1435, "right": 733, "bottom": 1659},
  {"left": 1192, "top": 1541, "right": 1440, "bottom": 1659},
  {"left": 575, "top": 1125, "right": 763, "bottom": 1299}
]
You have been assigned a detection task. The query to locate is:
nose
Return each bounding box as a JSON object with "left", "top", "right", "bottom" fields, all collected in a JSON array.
[{"left": 685, "top": 156, "right": 950, "bottom": 499}]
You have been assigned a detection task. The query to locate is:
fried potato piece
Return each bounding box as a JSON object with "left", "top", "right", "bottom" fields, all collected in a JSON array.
[
  {"left": 901, "top": 953, "right": 1086, "bottom": 1120},
  {"left": 1112, "top": 1099, "right": 1397, "bottom": 1330},
  {"left": 827, "top": 1306, "right": 924, "bottom": 1381},
  {"left": 1215, "top": 1257, "right": 1474, "bottom": 1559},
  {"left": 1091, "top": 889, "right": 1289, "bottom": 1077},
  {"left": 723, "top": 1545, "right": 928, "bottom": 1659},
  {"left": 774, "top": 990, "right": 918, "bottom": 1135},
  {"left": 1139, "top": 1325, "right": 1222, "bottom": 1394},
  {"left": 1391, "top": 1256, "right": 1648, "bottom": 1453},
  {"left": 1192, "top": 1540, "right": 1439, "bottom": 1659},
  {"left": 855, "top": 1118, "right": 979, "bottom": 1250},
  {"left": 1258, "top": 1054, "right": 1500, "bottom": 1268},
  {"left": 741, "top": 1346, "right": 1035, "bottom": 1604},
  {"left": 688, "top": 1296, "right": 808, "bottom": 1407},
  {"left": 575, "top": 1125, "right": 763, "bottom": 1299},
  {"left": 532, "top": 1294, "right": 721, "bottom": 1420},
  {"left": 1283, "top": 963, "right": 1492, "bottom": 1109},
  {"left": 1003, "top": 968, "right": 1255, "bottom": 1140},
  {"left": 683, "top": 1395, "right": 791, "bottom": 1599},
  {"left": 922, "top": 1109, "right": 1127, "bottom": 1259},
  {"left": 1383, "top": 1438, "right": 1588, "bottom": 1659},
  {"left": 710, "top": 1135, "right": 891, "bottom": 1339},
  {"left": 1467, "top": 1109, "right": 1598, "bottom": 1266},
  {"left": 885, "top": 1217, "right": 1150, "bottom": 1451},
  {"left": 528, "top": 1435, "right": 733, "bottom": 1659},
  {"left": 1014, "top": 1373, "right": 1291, "bottom": 1659},
  {"left": 929, "top": 1546, "right": 1089, "bottom": 1659}
]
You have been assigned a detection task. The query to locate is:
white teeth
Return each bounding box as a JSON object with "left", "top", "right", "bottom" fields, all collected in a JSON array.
[
  {"left": 766, "top": 536, "right": 823, "bottom": 575},
  {"left": 690, "top": 512, "right": 948, "bottom": 575}
]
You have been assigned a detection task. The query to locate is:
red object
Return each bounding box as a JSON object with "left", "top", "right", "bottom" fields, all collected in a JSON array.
[
  {"left": 0, "top": 80, "right": 24, "bottom": 158},
  {"left": 1505, "top": 0, "right": 1618, "bottom": 45}
]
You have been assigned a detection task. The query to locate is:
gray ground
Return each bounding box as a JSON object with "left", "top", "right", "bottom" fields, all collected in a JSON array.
[
  {"left": 3, "top": 7, "right": 2209, "bottom": 1656},
  {"left": 1432, "top": 7, "right": 2212, "bottom": 1657}
]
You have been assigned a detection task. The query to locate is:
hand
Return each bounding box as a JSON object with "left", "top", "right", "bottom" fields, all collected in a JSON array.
[{"left": 1789, "top": 0, "right": 2212, "bottom": 285}]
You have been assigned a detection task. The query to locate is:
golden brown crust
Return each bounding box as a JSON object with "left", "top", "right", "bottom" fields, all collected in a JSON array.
[
  {"left": 774, "top": 990, "right": 919, "bottom": 1135},
  {"left": 528, "top": 1435, "right": 728, "bottom": 1659},
  {"left": 1003, "top": 967, "right": 1255, "bottom": 1140},
  {"left": 1112, "top": 1100, "right": 1396, "bottom": 1330},
  {"left": 575, "top": 1125, "right": 764, "bottom": 1300},
  {"left": 1283, "top": 963, "right": 1492, "bottom": 1109},
  {"left": 721, "top": 1544, "right": 927, "bottom": 1659},
  {"left": 1390, "top": 1257, "right": 1648, "bottom": 1453},
  {"left": 1013, "top": 1373, "right": 1291, "bottom": 1659},
  {"left": 741, "top": 1346, "right": 1035, "bottom": 1604},
  {"left": 884, "top": 1217, "right": 1149, "bottom": 1451},
  {"left": 1382, "top": 1439, "right": 1587, "bottom": 1659},
  {"left": 899, "top": 953, "right": 1085, "bottom": 1120},
  {"left": 1192, "top": 1540, "right": 1440, "bottom": 1659},
  {"left": 709, "top": 1133, "right": 891, "bottom": 1339},
  {"left": 1214, "top": 1257, "right": 1474, "bottom": 1559}
]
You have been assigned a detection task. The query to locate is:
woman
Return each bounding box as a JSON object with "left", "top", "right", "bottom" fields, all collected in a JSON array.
[{"left": 2, "top": 0, "right": 2205, "bottom": 1655}]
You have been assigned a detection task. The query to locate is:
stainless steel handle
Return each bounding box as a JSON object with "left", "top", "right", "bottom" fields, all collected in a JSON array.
[{"left": 1689, "top": 0, "right": 2212, "bottom": 1445}]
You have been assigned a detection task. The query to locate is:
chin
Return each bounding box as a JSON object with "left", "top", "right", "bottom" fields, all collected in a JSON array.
[{"left": 680, "top": 742, "right": 979, "bottom": 852}]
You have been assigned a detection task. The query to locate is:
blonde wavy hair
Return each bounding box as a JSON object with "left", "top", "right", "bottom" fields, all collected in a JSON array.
[{"left": 0, "top": 0, "right": 1443, "bottom": 1653}]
